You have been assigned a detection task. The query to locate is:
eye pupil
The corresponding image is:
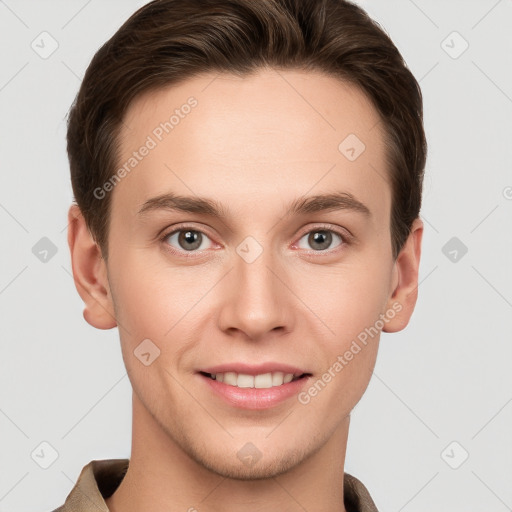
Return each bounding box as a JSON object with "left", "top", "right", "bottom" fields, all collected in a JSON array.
[
  {"left": 179, "top": 230, "right": 202, "bottom": 251},
  {"left": 309, "top": 230, "right": 332, "bottom": 251}
]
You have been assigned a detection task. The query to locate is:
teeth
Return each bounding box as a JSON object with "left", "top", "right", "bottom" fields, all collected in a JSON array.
[
  {"left": 272, "top": 371, "right": 284, "bottom": 386},
  {"left": 254, "top": 373, "right": 273, "bottom": 388},
  {"left": 237, "top": 373, "right": 254, "bottom": 388},
  {"left": 211, "top": 371, "right": 301, "bottom": 388},
  {"left": 223, "top": 372, "right": 237, "bottom": 386}
]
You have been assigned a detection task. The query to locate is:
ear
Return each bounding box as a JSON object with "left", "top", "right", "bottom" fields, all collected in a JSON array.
[
  {"left": 382, "top": 217, "right": 423, "bottom": 333},
  {"left": 67, "top": 204, "right": 117, "bottom": 330}
]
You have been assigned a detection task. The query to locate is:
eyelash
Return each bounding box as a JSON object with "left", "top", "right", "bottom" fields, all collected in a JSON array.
[{"left": 159, "top": 223, "right": 351, "bottom": 259}]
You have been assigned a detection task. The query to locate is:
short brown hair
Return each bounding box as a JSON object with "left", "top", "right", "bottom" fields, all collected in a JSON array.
[{"left": 67, "top": 0, "right": 426, "bottom": 261}]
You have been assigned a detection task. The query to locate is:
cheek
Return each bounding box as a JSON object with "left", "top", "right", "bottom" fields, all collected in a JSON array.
[
  {"left": 296, "top": 269, "right": 385, "bottom": 414},
  {"left": 302, "top": 259, "right": 389, "bottom": 393},
  {"left": 109, "top": 250, "right": 200, "bottom": 333},
  {"left": 305, "top": 259, "right": 390, "bottom": 339},
  {"left": 108, "top": 253, "right": 215, "bottom": 378},
  {"left": 108, "top": 260, "right": 197, "bottom": 413}
]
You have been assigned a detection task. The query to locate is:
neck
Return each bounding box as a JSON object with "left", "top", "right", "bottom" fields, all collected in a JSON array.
[{"left": 106, "top": 392, "right": 349, "bottom": 512}]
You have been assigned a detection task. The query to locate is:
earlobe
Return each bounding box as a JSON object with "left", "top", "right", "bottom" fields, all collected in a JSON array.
[
  {"left": 67, "top": 204, "right": 117, "bottom": 330},
  {"left": 383, "top": 217, "right": 423, "bottom": 333}
]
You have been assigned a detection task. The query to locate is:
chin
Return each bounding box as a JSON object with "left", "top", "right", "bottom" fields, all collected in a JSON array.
[{"left": 194, "top": 447, "right": 306, "bottom": 481}]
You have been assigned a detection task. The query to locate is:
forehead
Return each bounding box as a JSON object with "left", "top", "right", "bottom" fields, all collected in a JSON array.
[{"left": 113, "top": 68, "right": 390, "bottom": 226}]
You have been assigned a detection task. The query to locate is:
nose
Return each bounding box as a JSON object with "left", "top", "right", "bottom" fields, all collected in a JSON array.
[{"left": 217, "top": 246, "right": 294, "bottom": 341}]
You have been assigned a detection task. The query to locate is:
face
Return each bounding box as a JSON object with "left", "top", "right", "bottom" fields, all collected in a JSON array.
[{"left": 81, "top": 68, "right": 418, "bottom": 479}]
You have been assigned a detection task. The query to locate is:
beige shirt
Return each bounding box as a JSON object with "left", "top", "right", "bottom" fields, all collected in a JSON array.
[{"left": 51, "top": 459, "right": 379, "bottom": 511}]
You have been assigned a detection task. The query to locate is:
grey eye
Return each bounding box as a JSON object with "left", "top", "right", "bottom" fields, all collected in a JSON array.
[
  {"left": 296, "top": 230, "right": 343, "bottom": 251},
  {"left": 165, "top": 230, "right": 212, "bottom": 251}
]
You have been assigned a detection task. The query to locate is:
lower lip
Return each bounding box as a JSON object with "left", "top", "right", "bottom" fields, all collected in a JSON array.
[{"left": 199, "top": 373, "right": 311, "bottom": 410}]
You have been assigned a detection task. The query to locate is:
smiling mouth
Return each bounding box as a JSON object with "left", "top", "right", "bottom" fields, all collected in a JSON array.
[{"left": 199, "top": 371, "right": 310, "bottom": 389}]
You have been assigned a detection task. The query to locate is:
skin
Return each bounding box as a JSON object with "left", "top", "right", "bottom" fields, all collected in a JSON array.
[{"left": 68, "top": 68, "right": 423, "bottom": 512}]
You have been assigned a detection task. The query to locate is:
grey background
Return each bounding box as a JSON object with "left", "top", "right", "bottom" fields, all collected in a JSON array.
[{"left": 1, "top": 0, "right": 511, "bottom": 511}]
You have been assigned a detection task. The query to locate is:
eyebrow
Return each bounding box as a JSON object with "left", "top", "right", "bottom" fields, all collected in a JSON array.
[{"left": 137, "top": 191, "right": 371, "bottom": 219}]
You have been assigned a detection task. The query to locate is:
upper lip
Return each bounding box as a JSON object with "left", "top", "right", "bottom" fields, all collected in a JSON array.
[{"left": 199, "top": 362, "right": 309, "bottom": 377}]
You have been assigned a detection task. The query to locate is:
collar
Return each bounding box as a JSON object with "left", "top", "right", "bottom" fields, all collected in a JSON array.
[{"left": 52, "top": 459, "right": 379, "bottom": 512}]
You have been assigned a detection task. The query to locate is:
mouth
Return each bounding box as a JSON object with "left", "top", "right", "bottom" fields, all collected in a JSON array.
[
  {"left": 196, "top": 363, "right": 313, "bottom": 409},
  {"left": 199, "top": 370, "right": 310, "bottom": 389}
]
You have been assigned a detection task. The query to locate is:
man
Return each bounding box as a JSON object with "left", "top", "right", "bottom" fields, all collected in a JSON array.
[{"left": 56, "top": 0, "right": 426, "bottom": 510}]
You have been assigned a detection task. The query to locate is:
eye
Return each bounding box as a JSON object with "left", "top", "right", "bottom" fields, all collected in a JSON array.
[
  {"left": 295, "top": 227, "right": 346, "bottom": 252},
  {"left": 161, "top": 227, "right": 215, "bottom": 254},
  {"left": 159, "top": 223, "right": 350, "bottom": 258}
]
